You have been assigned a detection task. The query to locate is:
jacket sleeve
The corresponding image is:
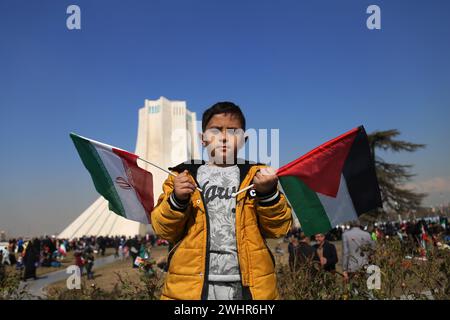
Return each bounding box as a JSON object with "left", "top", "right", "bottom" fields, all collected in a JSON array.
[
  {"left": 255, "top": 188, "right": 293, "bottom": 239},
  {"left": 325, "top": 243, "right": 338, "bottom": 268},
  {"left": 150, "top": 173, "right": 191, "bottom": 244}
]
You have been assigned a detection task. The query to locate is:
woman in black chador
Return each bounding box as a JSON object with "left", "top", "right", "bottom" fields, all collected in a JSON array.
[{"left": 23, "top": 238, "right": 41, "bottom": 281}]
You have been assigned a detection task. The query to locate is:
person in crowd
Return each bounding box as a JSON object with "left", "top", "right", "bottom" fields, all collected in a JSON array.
[
  {"left": 8, "top": 240, "right": 17, "bottom": 266},
  {"left": 127, "top": 236, "right": 140, "bottom": 268},
  {"left": 98, "top": 236, "right": 106, "bottom": 256},
  {"left": 288, "top": 233, "right": 299, "bottom": 272},
  {"left": 84, "top": 247, "right": 95, "bottom": 280},
  {"left": 1, "top": 246, "right": 11, "bottom": 265},
  {"left": 16, "top": 254, "right": 24, "bottom": 271},
  {"left": 314, "top": 233, "right": 338, "bottom": 273},
  {"left": 17, "top": 238, "right": 24, "bottom": 255},
  {"left": 23, "top": 239, "right": 40, "bottom": 281},
  {"left": 290, "top": 232, "right": 319, "bottom": 273},
  {"left": 0, "top": 250, "right": 5, "bottom": 283},
  {"left": 74, "top": 248, "right": 85, "bottom": 276},
  {"left": 297, "top": 233, "right": 320, "bottom": 264},
  {"left": 113, "top": 236, "right": 120, "bottom": 258},
  {"left": 342, "top": 220, "right": 375, "bottom": 281}
]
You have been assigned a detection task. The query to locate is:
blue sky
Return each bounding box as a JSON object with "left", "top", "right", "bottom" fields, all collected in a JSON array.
[{"left": 1, "top": 0, "right": 449, "bottom": 236}]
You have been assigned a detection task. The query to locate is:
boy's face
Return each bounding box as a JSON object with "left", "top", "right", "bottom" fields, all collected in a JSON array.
[{"left": 201, "top": 113, "right": 245, "bottom": 165}]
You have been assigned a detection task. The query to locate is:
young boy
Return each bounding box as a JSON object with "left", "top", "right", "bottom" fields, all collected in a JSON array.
[{"left": 150, "top": 102, "right": 292, "bottom": 300}]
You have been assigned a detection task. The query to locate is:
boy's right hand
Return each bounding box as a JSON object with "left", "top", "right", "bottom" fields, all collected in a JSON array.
[{"left": 173, "top": 170, "right": 196, "bottom": 201}]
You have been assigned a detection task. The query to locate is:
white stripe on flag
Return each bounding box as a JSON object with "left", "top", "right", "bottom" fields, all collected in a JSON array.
[
  {"left": 317, "top": 174, "right": 358, "bottom": 227},
  {"left": 95, "top": 145, "right": 149, "bottom": 224}
]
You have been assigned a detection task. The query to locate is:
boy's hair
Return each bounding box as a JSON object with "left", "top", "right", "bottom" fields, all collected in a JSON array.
[{"left": 202, "top": 101, "right": 246, "bottom": 132}]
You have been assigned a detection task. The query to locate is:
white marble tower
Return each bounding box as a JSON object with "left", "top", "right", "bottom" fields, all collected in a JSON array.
[{"left": 58, "top": 97, "right": 200, "bottom": 239}]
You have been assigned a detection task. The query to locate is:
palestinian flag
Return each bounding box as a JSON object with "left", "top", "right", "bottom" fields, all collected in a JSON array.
[
  {"left": 277, "top": 126, "right": 382, "bottom": 236},
  {"left": 70, "top": 133, "right": 153, "bottom": 224}
]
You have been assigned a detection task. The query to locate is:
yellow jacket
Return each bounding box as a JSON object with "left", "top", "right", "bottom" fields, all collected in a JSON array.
[{"left": 150, "top": 160, "right": 292, "bottom": 300}]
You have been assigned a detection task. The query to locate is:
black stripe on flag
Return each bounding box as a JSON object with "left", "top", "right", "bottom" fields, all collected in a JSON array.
[{"left": 342, "top": 126, "right": 382, "bottom": 215}]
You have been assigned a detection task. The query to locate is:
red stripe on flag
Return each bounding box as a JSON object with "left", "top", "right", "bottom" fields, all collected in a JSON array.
[
  {"left": 112, "top": 148, "right": 139, "bottom": 162},
  {"left": 277, "top": 127, "right": 359, "bottom": 197},
  {"left": 112, "top": 148, "right": 154, "bottom": 219}
]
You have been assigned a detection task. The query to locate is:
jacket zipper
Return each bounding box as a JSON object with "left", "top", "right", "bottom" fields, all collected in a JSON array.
[
  {"left": 191, "top": 174, "right": 211, "bottom": 300},
  {"left": 234, "top": 167, "right": 261, "bottom": 291}
]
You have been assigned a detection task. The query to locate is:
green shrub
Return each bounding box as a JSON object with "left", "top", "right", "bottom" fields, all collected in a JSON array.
[{"left": 0, "top": 267, "right": 34, "bottom": 300}]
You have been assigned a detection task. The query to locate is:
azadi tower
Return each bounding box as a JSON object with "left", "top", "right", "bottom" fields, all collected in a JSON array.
[{"left": 59, "top": 97, "right": 200, "bottom": 239}]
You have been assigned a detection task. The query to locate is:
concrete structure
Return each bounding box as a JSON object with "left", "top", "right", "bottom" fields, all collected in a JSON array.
[{"left": 58, "top": 97, "right": 200, "bottom": 239}]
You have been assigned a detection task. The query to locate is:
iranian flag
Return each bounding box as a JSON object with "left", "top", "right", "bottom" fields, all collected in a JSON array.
[
  {"left": 70, "top": 133, "right": 154, "bottom": 224},
  {"left": 278, "top": 126, "right": 382, "bottom": 236}
]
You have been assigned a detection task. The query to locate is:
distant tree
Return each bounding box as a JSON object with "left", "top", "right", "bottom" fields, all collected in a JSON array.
[{"left": 368, "top": 129, "right": 426, "bottom": 214}]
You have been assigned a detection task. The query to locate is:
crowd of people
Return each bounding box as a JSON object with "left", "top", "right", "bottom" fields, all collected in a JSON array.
[
  {"left": 285, "top": 216, "right": 450, "bottom": 280},
  {"left": 0, "top": 234, "right": 170, "bottom": 282},
  {"left": 1, "top": 216, "right": 448, "bottom": 285},
  {"left": 286, "top": 230, "right": 340, "bottom": 275}
]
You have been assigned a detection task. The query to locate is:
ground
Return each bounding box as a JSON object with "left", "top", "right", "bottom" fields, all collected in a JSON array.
[
  {"left": 45, "top": 245, "right": 168, "bottom": 293},
  {"left": 3, "top": 248, "right": 117, "bottom": 277}
]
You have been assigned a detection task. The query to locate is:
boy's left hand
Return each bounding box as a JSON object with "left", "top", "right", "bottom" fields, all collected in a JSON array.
[{"left": 253, "top": 167, "right": 278, "bottom": 195}]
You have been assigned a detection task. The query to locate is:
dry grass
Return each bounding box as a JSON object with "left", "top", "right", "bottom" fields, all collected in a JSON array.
[{"left": 45, "top": 246, "right": 168, "bottom": 295}]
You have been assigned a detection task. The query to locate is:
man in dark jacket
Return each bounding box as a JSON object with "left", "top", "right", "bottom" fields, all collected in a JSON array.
[
  {"left": 314, "top": 233, "right": 338, "bottom": 272},
  {"left": 289, "top": 232, "right": 320, "bottom": 272}
]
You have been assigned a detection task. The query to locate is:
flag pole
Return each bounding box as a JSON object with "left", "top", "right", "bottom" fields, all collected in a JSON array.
[
  {"left": 231, "top": 184, "right": 254, "bottom": 198},
  {"left": 138, "top": 157, "right": 203, "bottom": 192}
]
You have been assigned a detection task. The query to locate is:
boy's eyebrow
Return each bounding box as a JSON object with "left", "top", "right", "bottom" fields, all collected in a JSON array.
[{"left": 207, "top": 126, "right": 241, "bottom": 130}]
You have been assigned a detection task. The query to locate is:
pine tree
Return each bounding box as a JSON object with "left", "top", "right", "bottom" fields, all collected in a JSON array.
[{"left": 368, "top": 129, "right": 426, "bottom": 213}]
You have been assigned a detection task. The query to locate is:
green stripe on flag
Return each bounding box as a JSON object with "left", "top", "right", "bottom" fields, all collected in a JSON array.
[
  {"left": 70, "top": 133, "right": 126, "bottom": 217},
  {"left": 279, "top": 175, "right": 332, "bottom": 236}
]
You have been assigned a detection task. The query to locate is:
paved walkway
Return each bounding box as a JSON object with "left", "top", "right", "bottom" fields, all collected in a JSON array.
[{"left": 18, "top": 254, "right": 121, "bottom": 299}]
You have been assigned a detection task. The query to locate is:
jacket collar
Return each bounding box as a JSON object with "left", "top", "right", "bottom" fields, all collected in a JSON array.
[{"left": 168, "top": 158, "right": 264, "bottom": 185}]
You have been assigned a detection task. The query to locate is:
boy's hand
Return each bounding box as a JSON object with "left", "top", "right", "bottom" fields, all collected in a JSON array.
[
  {"left": 253, "top": 167, "right": 278, "bottom": 195},
  {"left": 173, "top": 170, "right": 196, "bottom": 201}
]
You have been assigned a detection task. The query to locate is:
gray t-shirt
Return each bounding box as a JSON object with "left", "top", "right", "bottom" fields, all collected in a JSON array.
[{"left": 197, "top": 163, "right": 241, "bottom": 282}]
